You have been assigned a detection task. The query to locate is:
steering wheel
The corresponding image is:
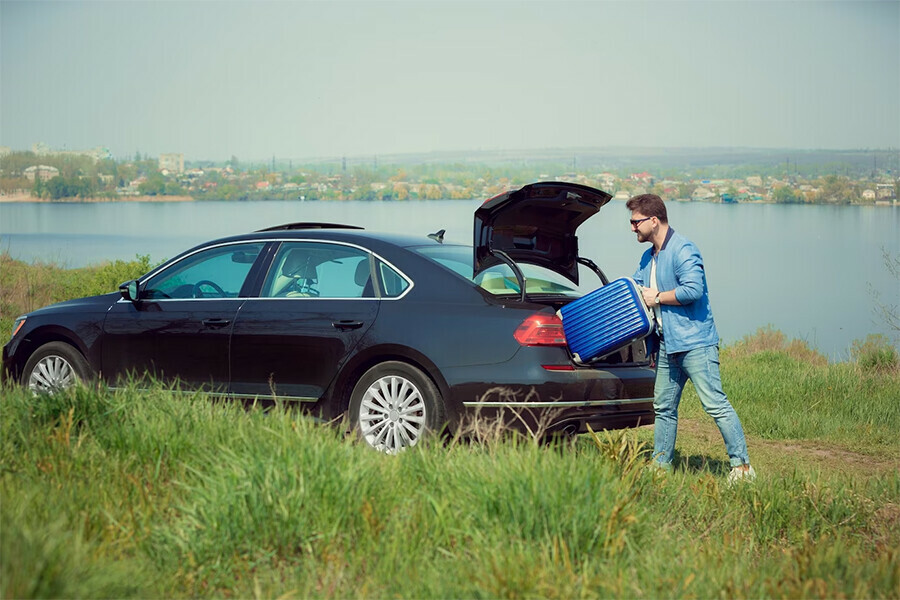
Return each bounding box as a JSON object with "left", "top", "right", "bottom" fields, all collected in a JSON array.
[{"left": 192, "top": 280, "right": 226, "bottom": 298}]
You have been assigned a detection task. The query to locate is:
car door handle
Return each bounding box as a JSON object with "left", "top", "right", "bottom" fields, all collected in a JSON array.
[
  {"left": 332, "top": 320, "right": 364, "bottom": 331},
  {"left": 202, "top": 318, "right": 231, "bottom": 328}
]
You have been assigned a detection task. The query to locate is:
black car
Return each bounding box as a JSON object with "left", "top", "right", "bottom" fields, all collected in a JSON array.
[{"left": 3, "top": 182, "right": 655, "bottom": 452}]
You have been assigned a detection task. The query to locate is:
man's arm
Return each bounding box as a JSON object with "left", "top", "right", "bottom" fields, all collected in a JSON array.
[
  {"left": 640, "top": 244, "right": 704, "bottom": 308},
  {"left": 672, "top": 244, "right": 705, "bottom": 305},
  {"left": 641, "top": 286, "right": 681, "bottom": 307}
]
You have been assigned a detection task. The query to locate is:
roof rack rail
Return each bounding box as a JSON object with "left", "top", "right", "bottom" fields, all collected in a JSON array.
[{"left": 256, "top": 222, "right": 364, "bottom": 232}]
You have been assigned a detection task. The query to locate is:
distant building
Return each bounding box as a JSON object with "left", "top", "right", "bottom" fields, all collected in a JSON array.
[
  {"left": 691, "top": 187, "right": 716, "bottom": 201},
  {"left": 159, "top": 153, "right": 184, "bottom": 174},
  {"left": 630, "top": 171, "right": 654, "bottom": 185},
  {"left": 24, "top": 165, "right": 60, "bottom": 182},
  {"left": 84, "top": 147, "right": 112, "bottom": 161},
  {"left": 30, "top": 143, "right": 109, "bottom": 162},
  {"left": 876, "top": 184, "right": 896, "bottom": 200},
  {"left": 597, "top": 172, "right": 617, "bottom": 189}
]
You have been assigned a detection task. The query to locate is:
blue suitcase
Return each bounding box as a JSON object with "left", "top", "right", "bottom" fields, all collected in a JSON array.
[{"left": 557, "top": 277, "right": 654, "bottom": 363}]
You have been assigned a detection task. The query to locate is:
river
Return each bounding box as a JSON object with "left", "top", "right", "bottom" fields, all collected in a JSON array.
[{"left": 1, "top": 198, "right": 898, "bottom": 360}]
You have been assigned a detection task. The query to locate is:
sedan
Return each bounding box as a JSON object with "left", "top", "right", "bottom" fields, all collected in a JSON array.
[{"left": 3, "top": 182, "right": 655, "bottom": 453}]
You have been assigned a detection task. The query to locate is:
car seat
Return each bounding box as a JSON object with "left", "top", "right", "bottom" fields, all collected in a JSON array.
[
  {"left": 354, "top": 259, "right": 374, "bottom": 298},
  {"left": 278, "top": 249, "right": 318, "bottom": 296}
]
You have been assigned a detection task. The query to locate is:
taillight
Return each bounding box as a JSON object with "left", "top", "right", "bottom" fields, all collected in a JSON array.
[{"left": 514, "top": 313, "right": 567, "bottom": 346}]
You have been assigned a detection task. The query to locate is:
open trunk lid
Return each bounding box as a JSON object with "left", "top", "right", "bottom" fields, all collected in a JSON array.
[{"left": 474, "top": 182, "right": 612, "bottom": 285}]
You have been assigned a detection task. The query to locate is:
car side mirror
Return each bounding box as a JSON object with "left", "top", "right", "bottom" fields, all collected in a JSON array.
[{"left": 119, "top": 280, "right": 140, "bottom": 303}]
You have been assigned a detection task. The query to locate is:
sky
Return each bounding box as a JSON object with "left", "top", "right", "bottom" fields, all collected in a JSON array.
[{"left": 1, "top": 0, "right": 898, "bottom": 162}]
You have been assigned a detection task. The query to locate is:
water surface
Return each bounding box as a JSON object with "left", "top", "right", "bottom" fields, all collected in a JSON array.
[{"left": 2, "top": 199, "right": 898, "bottom": 360}]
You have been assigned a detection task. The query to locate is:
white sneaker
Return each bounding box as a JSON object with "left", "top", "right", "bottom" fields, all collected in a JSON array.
[
  {"left": 727, "top": 465, "right": 757, "bottom": 485},
  {"left": 645, "top": 461, "right": 672, "bottom": 476}
]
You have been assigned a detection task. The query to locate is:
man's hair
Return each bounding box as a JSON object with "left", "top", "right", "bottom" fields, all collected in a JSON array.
[{"left": 626, "top": 194, "right": 668, "bottom": 223}]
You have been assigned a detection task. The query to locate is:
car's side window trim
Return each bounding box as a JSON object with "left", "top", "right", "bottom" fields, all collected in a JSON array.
[
  {"left": 120, "top": 240, "right": 269, "bottom": 303},
  {"left": 251, "top": 238, "right": 414, "bottom": 301},
  {"left": 122, "top": 237, "right": 415, "bottom": 302}
]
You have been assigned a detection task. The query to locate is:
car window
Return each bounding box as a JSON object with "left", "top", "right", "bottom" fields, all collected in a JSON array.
[
  {"left": 142, "top": 242, "right": 264, "bottom": 299},
  {"left": 411, "top": 244, "right": 591, "bottom": 297},
  {"left": 377, "top": 260, "right": 410, "bottom": 298},
  {"left": 261, "top": 241, "right": 374, "bottom": 299}
]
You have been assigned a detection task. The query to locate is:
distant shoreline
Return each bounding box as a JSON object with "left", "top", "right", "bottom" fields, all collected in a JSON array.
[
  {"left": 0, "top": 191, "right": 895, "bottom": 206},
  {"left": 0, "top": 192, "right": 193, "bottom": 203}
]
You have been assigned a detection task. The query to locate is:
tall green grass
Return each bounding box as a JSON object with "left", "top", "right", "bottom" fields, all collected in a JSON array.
[
  {"left": 675, "top": 327, "right": 900, "bottom": 453},
  {"left": 2, "top": 379, "right": 898, "bottom": 599},
  {"left": 0, "top": 251, "right": 154, "bottom": 336}
]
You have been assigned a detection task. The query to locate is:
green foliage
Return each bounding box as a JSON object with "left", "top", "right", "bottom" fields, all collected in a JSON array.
[
  {"left": 137, "top": 172, "right": 184, "bottom": 196},
  {"left": 1, "top": 152, "right": 119, "bottom": 199},
  {"left": 851, "top": 334, "right": 899, "bottom": 372},
  {"left": 771, "top": 185, "right": 801, "bottom": 203},
  {"left": 3, "top": 149, "right": 896, "bottom": 203},
  {"left": 685, "top": 328, "right": 900, "bottom": 452},
  {"left": 0, "top": 252, "right": 154, "bottom": 338},
  {"left": 39, "top": 174, "right": 97, "bottom": 199},
  {"left": 817, "top": 174, "right": 859, "bottom": 204}
]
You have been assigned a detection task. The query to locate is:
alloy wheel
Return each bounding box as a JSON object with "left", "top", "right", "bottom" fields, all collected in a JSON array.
[
  {"left": 358, "top": 375, "right": 427, "bottom": 454},
  {"left": 28, "top": 355, "right": 78, "bottom": 394}
]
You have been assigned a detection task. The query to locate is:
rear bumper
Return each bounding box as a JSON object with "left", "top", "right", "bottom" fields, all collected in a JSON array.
[
  {"left": 443, "top": 346, "right": 656, "bottom": 435},
  {"left": 459, "top": 396, "right": 654, "bottom": 435}
]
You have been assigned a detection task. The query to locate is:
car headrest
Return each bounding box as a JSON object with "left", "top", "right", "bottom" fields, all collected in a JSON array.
[
  {"left": 282, "top": 250, "right": 317, "bottom": 279},
  {"left": 354, "top": 259, "right": 370, "bottom": 286}
]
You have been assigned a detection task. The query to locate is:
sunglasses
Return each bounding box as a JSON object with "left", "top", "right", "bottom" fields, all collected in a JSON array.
[{"left": 630, "top": 216, "right": 653, "bottom": 227}]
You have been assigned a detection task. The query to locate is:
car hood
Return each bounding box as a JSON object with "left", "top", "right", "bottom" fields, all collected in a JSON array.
[
  {"left": 473, "top": 181, "right": 612, "bottom": 284},
  {"left": 25, "top": 292, "right": 120, "bottom": 317}
]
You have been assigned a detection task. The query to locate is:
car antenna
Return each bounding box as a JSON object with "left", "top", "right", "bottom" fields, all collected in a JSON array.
[{"left": 427, "top": 229, "right": 445, "bottom": 243}]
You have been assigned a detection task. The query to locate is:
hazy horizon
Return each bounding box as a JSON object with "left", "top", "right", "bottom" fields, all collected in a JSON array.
[{"left": 2, "top": 1, "right": 898, "bottom": 162}]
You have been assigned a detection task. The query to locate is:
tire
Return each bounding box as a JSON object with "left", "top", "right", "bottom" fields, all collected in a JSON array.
[
  {"left": 349, "top": 361, "right": 445, "bottom": 454},
  {"left": 22, "top": 342, "right": 91, "bottom": 394}
]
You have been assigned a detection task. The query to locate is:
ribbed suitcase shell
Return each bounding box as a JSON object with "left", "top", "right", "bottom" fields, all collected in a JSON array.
[{"left": 558, "top": 277, "right": 654, "bottom": 362}]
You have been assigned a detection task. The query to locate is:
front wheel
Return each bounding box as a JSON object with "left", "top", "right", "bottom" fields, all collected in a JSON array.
[
  {"left": 349, "top": 361, "right": 445, "bottom": 454},
  {"left": 22, "top": 342, "right": 92, "bottom": 394}
]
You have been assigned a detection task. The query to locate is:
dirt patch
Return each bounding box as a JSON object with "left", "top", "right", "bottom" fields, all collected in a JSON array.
[{"left": 677, "top": 417, "right": 898, "bottom": 478}]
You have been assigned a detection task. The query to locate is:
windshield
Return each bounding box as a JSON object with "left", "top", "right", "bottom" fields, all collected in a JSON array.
[{"left": 412, "top": 245, "right": 600, "bottom": 297}]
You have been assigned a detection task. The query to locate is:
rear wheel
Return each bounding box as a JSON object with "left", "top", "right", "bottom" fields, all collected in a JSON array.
[
  {"left": 349, "top": 361, "right": 445, "bottom": 454},
  {"left": 22, "top": 342, "right": 91, "bottom": 394}
]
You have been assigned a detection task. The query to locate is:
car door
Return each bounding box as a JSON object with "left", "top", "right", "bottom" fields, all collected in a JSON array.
[
  {"left": 102, "top": 241, "right": 267, "bottom": 391},
  {"left": 229, "top": 240, "right": 380, "bottom": 401}
]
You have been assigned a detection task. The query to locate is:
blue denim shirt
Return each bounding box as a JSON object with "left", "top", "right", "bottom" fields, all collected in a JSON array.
[{"left": 632, "top": 228, "right": 719, "bottom": 355}]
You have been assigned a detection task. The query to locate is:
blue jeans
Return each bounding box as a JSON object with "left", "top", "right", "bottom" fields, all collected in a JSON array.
[{"left": 653, "top": 341, "right": 750, "bottom": 468}]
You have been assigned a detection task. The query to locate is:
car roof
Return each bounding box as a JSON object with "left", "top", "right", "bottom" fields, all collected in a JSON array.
[{"left": 198, "top": 225, "right": 464, "bottom": 251}]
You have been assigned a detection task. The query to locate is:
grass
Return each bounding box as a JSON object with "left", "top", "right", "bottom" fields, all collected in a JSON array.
[
  {"left": 2, "top": 361, "right": 898, "bottom": 598},
  {"left": 0, "top": 251, "right": 155, "bottom": 337},
  {"left": 1, "top": 259, "right": 899, "bottom": 598}
]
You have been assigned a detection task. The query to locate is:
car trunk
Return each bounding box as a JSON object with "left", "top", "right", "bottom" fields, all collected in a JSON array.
[
  {"left": 518, "top": 294, "right": 652, "bottom": 367},
  {"left": 474, "top": 181, "right": 612, "bottom": 293},
  {"left": 473, "top": 182, "right": 650, "bottom": 366}
]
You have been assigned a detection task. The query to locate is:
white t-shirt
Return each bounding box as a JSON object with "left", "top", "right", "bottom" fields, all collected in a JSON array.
[{"left": 650, "top": 255, "right": 663, "bottom": 331}]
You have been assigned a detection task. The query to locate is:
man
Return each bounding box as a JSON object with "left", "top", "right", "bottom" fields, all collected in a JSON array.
[{"left": 626, "top": 193, "right": 755, "bottom": 483}]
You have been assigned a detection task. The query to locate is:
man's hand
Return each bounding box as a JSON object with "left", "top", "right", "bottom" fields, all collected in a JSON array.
[{"left": 640, "top": 285, "right": 658, "bottom": 308}]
